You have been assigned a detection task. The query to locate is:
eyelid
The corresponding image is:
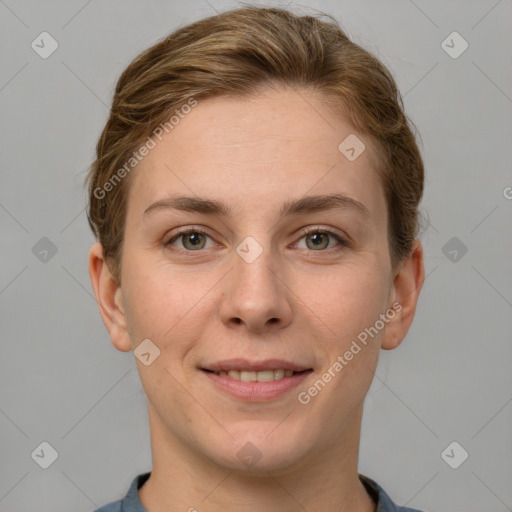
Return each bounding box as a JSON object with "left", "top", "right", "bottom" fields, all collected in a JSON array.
[
  {"left": 293, "top": 225, "right": 350, "bottom": 249},
  {"left": 164, "top": 225, "right": 350, "bottom": 251},
  {"left": 164, "top": 226, "right": 215, "bottom": 246}
]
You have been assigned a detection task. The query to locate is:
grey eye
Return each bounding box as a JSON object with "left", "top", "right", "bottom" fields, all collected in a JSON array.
[
  {"left": 166, "top": 230, "right": 214, "bottom": 251},
  {"left": 296, "top": 230, "right": 344, "bottom": 251}
]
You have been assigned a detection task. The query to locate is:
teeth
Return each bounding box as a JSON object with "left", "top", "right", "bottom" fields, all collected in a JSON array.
[{"left": 216, "top": 369, "right": 298, "bottom": 381}]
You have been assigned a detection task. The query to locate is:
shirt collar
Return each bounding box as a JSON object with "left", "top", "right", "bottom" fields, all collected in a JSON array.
[{"left": 118, "top": 471, "right": 418, "bottom": 512}]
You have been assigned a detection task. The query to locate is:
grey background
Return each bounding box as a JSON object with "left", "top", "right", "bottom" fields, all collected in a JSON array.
[{"left": 1, "top": 0, "right": 511, "bottom": 510}]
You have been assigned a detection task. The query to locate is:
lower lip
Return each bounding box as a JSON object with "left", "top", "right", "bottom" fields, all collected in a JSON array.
[{"left": 201, "top": 369, "right": 313, "bottom": 401}]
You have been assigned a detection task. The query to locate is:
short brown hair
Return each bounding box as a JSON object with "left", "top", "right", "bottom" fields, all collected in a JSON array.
[{"left": 85, "top": 5, "right": 424, "bottom": 283}]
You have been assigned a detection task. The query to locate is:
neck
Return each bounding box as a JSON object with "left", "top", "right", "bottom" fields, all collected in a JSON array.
[{"left": 139, "top": 405, "right": 376, "bottom": 512}]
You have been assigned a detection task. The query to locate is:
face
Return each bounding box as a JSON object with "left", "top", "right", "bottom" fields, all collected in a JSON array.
[{"left": 91, "top": 86, "right": 423, "bottom": 474}]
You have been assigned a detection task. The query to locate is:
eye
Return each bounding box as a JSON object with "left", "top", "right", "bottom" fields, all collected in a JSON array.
[
  {"left": 164, "top": 226, "right": 349, "bottom": 253},
  {"left": 165, "top": 228, "right": 215, "bottom": 251},
  {"left": 295, "top": 227, "right": 348, "bottom": 251}
]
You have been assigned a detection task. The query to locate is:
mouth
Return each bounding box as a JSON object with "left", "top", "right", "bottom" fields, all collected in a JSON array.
[
  {"left": 202, "top": 368, "right": 310, "bottom": 382},
  {"left": 199, "top": 359, "right": 313, "bottom": 401}
]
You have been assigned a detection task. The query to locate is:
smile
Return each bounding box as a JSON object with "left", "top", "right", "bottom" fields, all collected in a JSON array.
[
  {"left": 201, "top": 367, "right": 313, "bottom": 401},
  {"left": 205, "top": 368, "right": 305, "bottom": 382}
]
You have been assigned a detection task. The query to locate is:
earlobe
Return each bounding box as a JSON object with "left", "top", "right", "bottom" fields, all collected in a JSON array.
[
  {"left": 381, "top": 240, "right": 425, "bottom": 350},
  {"left": 88, "top": 242, "right": 132, "bottom": 352}
]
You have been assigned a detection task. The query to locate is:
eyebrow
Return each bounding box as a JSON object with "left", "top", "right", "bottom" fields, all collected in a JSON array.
[{"left": 143, "top": 193, "right": 370, "bottom": 221}]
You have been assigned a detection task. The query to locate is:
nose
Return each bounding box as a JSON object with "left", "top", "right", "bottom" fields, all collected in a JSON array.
[{"left": 219, "top": 243, "right": 293, "bottom": 334}]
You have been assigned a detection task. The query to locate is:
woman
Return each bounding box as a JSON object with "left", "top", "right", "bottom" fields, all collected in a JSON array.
[{"left": 87, "top": 5, "right": 425, "bottom": 511}]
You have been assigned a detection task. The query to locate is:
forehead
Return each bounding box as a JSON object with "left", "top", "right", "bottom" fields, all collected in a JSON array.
[{"left": 126, "top": 87, "right": 386, "bottom": 224}]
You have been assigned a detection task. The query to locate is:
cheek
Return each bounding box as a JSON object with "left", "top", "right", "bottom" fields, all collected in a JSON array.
[
  {"left": 122, "top": 257, "right": 213, "bottom": 352},
  {"left": 296, "top": 261, "right": 389, "bottom": 340},
  {"left": 297, "top": 266, "right": 387, "bottom": 418}
]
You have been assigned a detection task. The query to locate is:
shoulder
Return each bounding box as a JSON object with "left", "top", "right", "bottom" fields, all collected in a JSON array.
[
  {"left": 359, "top": 474, "right": 426, "bottom": 512},
  {"left": 92, "top": 501, "right": 122, "bottom": 512},
  {"left": 91, "top": 472, "right": 151, "bottom": 512}
]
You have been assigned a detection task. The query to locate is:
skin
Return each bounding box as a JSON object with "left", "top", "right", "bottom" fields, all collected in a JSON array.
[{"left": 89, "top": 85, "right": 424, "bottom": 512}]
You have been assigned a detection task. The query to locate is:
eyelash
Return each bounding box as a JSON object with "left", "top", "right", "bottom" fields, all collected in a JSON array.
[{"left": 164, "top": 226, "right": 349, "bottom": 253}]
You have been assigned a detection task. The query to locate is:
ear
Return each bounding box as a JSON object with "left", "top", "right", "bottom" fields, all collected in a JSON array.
[
  {"left": 381, "top": 240, "right": 425, "bottom": 350},
  {"left": 88, "top": 242, "right": 132, "bottom": 352}
]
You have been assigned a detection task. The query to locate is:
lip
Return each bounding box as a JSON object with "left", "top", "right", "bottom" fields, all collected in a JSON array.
[
  {"left": 202, "top": 358, "right": 311, "bottom": 373},
  {"left": 200, "top": 368, "right": 313, "bottom": 402}
]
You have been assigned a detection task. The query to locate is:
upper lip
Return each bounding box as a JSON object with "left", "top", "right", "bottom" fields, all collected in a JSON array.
[{"left": 202, "top": 359, "right": 312, "bottom": 372}]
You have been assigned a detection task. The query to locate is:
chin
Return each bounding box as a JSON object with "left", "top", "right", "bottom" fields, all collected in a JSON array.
[{"left": 206, "top": 424, "right": 315, "bottom": 474}]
